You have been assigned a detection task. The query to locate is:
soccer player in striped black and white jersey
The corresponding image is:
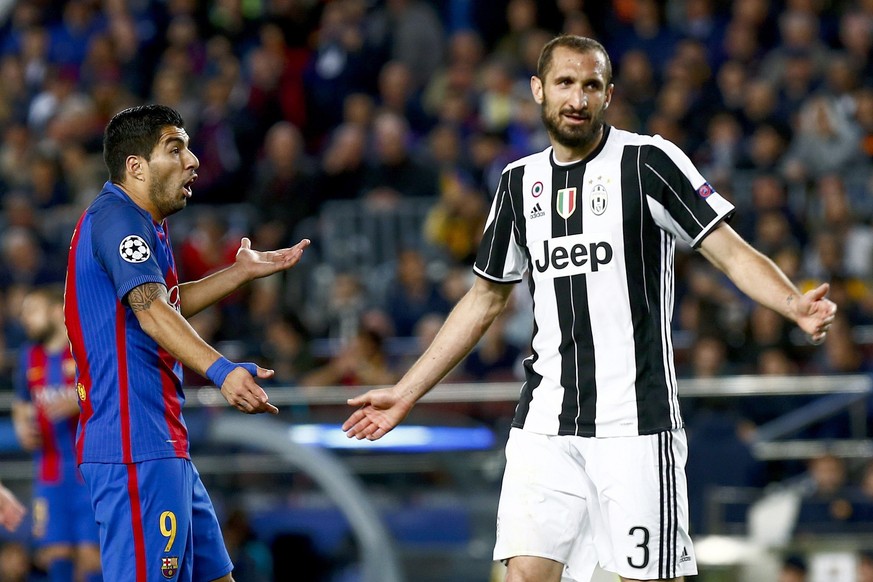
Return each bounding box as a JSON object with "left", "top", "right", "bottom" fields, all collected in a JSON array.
[{"left": 344, "top": 35, "right": 837, "bottom": 582}]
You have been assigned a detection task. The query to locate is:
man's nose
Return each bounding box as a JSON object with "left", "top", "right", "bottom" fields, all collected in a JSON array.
[{"left": 569, "top": 87, "right": 588, "bottom": 109}]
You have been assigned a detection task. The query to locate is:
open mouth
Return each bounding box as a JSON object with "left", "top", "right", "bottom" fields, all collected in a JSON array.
[{"left": 182, "top": 175, "right": 197, "bottom": 197}]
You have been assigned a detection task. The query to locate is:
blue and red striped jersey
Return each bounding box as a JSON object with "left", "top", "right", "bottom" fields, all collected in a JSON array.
[
  {"left": 65, "top": 182, "right": 189, "bottom": 464},
  {"left": 13, "top": 345, "right": 80, "bottom": 483}
]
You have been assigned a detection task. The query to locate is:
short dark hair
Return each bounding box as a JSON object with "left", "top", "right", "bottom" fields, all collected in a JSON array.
[
  {"left": 536, "top": 35, "right": 612, "bottom": 84},
  {"left": 103, "top": 104, "right": 185, "bottom": 183}
]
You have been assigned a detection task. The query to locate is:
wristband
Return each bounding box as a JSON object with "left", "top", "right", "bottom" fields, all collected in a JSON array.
[{"left": 206, "top": 357, "right": 258, "bottom": 387}]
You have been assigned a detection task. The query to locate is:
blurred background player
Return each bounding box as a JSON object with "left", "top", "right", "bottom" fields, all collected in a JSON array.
[{"left": 12, "top": 285, "right": 101, "bottom": 582}]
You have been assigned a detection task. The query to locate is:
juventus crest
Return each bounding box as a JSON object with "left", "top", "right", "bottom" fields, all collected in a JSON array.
[{"left": 590, "top": 183, "right": 608, "bottom": 215}]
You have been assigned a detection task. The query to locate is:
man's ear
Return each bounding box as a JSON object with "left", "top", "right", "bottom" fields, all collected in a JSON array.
[
  {"left": 126, "top": 155, "right": 146, "bottom": 182},
  {"left": 603, "top": 83, "right": 615, "bottom": 110},
  {"left": 530, "top": 75, "right": 544, "bottom": 105}
]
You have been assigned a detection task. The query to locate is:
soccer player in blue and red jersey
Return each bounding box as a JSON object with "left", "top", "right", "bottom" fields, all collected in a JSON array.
[
  {"left": 64, "top": 104, "right": 310, "bottom": 582},
  {"left": 12, "top": 285, "right": 101, "bottom": 582}
]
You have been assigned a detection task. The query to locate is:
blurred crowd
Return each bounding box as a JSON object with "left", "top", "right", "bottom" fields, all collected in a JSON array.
[
  {"left": 1, "top": 1, "right": 873, "bottom": 577},
  {"left": 0, "top": 0, "right": 872, "bottom": 447}
]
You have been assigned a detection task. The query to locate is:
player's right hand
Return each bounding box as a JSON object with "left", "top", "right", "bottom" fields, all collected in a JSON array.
[
  {"left": 15, "top": 411, "right": 41, "bottom": 450},
  {"left": 221, "top": 366, "right": 279, "bottom": 415},
  {"left": 18, "top": 424, "right": 41, "bottom": 451},
  {"left": 342, "top": 387, "right": 412, "bottom": 441}
]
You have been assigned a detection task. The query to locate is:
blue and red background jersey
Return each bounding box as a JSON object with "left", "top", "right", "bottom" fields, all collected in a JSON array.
[
  {"left": 13, "top": 345, "right": 80, "bottom": 483},
  {"left": 65, "top": 181, "right": 189, "bottom": 464}
]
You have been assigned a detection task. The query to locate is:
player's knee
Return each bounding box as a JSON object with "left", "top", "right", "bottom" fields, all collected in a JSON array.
[{"left": 505, "top": 556, "right": 563, "bottom": 582}]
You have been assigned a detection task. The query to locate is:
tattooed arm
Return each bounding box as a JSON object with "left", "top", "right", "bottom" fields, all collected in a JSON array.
[
  {"left": 128, "top": 282, "right": 276, "bottom": 412},
  {"left": 127, "top": 282, "right": 223, "bottom": 377}
]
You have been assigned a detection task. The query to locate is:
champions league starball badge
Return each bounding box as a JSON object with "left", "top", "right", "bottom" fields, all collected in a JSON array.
[{"left": 119, "top": 235, "right": 151, "bottom": 263}]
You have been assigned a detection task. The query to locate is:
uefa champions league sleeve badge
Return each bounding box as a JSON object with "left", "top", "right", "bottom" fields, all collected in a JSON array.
[{"left": 119, "top": 235, "right": 151, "bottom": 263}]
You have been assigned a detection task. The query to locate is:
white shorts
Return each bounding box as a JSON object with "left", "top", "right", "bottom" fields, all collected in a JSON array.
[{"left": 493, "top": 427, "right": 697, "bottom": 580}]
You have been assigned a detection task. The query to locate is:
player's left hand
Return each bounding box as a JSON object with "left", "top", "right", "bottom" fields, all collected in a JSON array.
[
  {"left": 794, "top": 283, "right": 837, "bottom": 344},
  {"left": 0, "top": 483, "right": 25, "bottom": 532},
  {"left": 220, "top": 365, "right": 279, "bottom": 415},
  {"left": 234, "top": 237, "right": 310, "bottom": 280}
]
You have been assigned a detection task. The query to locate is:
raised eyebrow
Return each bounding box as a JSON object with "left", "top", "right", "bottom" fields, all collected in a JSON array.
[{"left": 162, "top": 136, "right": 188, "bottom": 149}]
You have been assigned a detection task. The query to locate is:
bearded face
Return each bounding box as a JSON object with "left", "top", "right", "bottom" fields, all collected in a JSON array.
[
  {"left": 144, "top": 126, "right": 198, "bottom": 220},
  {"left": 540, "top": 90, "right": 608, "bottom": 152},
  {"left": 148, "top": 170, "right": 189, "bottom": 218},
  {"left": 533, "top": 46, "right": 613, "bottom": 159}
]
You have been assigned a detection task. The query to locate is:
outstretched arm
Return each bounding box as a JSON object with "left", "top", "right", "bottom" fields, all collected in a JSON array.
[
  {"left": 129, "top": 282, "right": 278, "bottom": 414},
  {"left": 699, "top": 223, "right": 836, "bottom": 342},
  {"left": 179, "top": 237, "right": 310, "bottom": 318},
  {"left": 343, "top": 276, "right": 515, "bottom": 440}
]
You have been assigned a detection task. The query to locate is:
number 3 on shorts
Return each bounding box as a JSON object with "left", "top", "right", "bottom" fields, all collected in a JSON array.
[
  {"left": 160, "top": 510, "right": 177, "bottom": 552},
  {"left": 627, "top": 526, "right": 650, "bottom": 568}
]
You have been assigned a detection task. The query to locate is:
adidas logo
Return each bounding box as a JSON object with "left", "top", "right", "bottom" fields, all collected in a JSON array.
[
  {"left": 530, "top": 203, "right": 546, "bottom": 219},
  {"left": 679, "top": 547, "right": 691, "bottom": 563}
]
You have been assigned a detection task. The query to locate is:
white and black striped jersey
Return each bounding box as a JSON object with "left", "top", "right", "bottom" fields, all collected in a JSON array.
[{"left": 474, "top": 125, "right": 735, "bottom": 437}]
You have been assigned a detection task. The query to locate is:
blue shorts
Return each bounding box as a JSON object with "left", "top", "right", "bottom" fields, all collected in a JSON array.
[
  {"left": 32, "top": 475, "right": 99, "bottom": 547},
  {"left": 80, "top": 458, "right": 233, "bottom": 582}
]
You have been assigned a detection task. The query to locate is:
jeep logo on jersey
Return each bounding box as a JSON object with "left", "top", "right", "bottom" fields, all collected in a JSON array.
[
  {"left": 590, "top": 184, "right": 608, "bottom": 215},
  {"left": 119, "top": 235, "right": 150, "bottom": 263},
  {"left": 556, "top": 187, "right": 577, "bottom": 219},
  {"left": 532, "top": 234, "right": 614, "bottom": 277}
]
